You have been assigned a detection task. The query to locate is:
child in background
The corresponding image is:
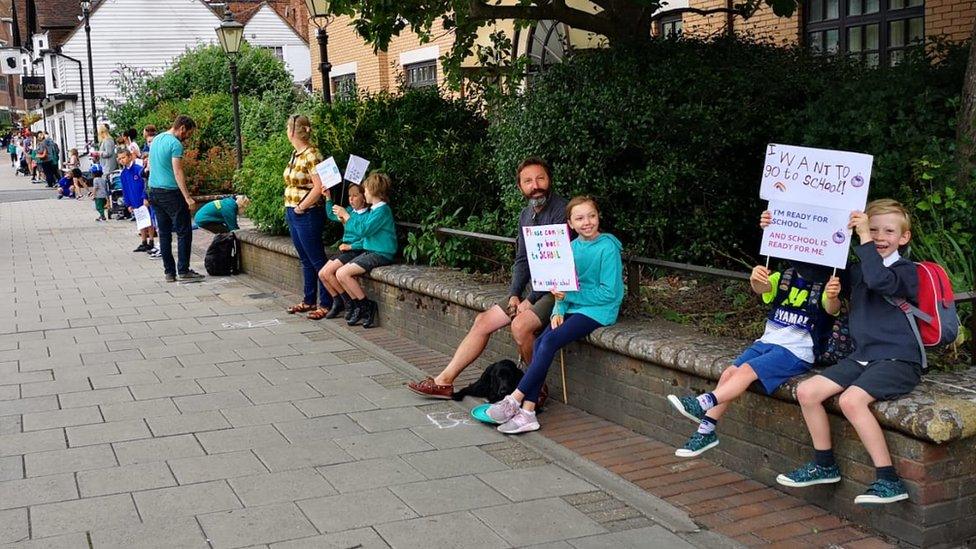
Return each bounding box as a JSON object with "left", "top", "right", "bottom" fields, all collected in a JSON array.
[
  {"left": 71, "top": 167, "right": 90, "bottom": 199},
  {"left": 118, "top": 148, "right": 155, "bottom": 253},
  {"left": 7, "top": 139, "right": 16, "bottom": 168},
  {"left": 56, "top": 171, "right": 75, "bottom": 199},
  {"left": 194, "top": 195, "right": 249, "bottom": 233},
  {"left": 333, "top": 173, "right": 397, "bottom": 329},
  {"left": 319, "top": 183, "right": 369, "bottom": 319},
  {"left": 92, "top": 169, "right": 110, "bottom": 221},
  {"left": 667, "top": 212, "right": 841, "bottom": 457},
  {"left": 65, "top": 148, "right": 80, "bottom": 171},
  {"left": 778, "top": 199, "right": 921, "bottom": 505},
  {"left": 488, "top": 196, "right": 624, "bottom": 434}
]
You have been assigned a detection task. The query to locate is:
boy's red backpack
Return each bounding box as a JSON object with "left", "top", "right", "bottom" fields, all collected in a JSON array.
[{"left": 885, "top": 261, "right": 960, "bottom": 370}]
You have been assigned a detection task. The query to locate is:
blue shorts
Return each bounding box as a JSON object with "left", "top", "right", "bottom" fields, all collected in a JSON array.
[{"left": 733, "top": 341, "right": 812, "bottom": 394}]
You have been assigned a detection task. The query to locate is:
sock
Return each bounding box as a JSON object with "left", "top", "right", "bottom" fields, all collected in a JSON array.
[
  {"left": 141, "top": 238, "right": 147, "bottom": 245},
  {"left": 876, "top": 466, "right": 898, "bottom": 482},
  {"left": 697, "top": 416, "right": 717, "bottom": 435},
  {"left": 148, "top": 239, "right": 154, "bottom": 248},
  {"left": 339, "top": 293, "right": 350, "bottom": 305},
  {"left": 814, "top": 449, "right": 836, "bottom": 468},
  {"left": 696, "top": 392, "right": 718, "bottom": 411}
]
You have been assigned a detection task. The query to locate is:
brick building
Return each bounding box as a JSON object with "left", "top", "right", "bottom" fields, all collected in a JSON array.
[{"left": 0, "top": 0, "right": 27, "bottom": 125}]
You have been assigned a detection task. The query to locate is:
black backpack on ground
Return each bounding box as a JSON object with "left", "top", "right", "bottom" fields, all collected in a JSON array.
[{"left": 204, "top": 233, "right": 241, "bottom": 276}]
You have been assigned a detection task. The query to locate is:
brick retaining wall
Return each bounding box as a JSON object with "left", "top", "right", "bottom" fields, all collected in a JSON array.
[{"left": 237, "top": 229, "right": 976, "bottom": 547}]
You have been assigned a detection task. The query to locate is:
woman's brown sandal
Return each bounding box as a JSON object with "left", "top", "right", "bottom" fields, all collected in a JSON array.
[
  {"left": 287, "top": 303, "right": 314, "bottom": 314},
  {"left": 307, "top": 307, "right": 329, "bottom": 320}
]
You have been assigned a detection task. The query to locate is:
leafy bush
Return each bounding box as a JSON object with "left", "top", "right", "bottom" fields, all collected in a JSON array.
[
  {"left": 184, "top": 146, "right": 237, "bottom": 196},
  {"left": 234, "top": 133, "right": 291, "bottom": 235}
]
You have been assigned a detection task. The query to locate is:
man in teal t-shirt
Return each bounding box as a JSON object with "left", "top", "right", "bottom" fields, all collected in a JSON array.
[{"left": 147, "top": 115, "right": 202, "bottom": 282}]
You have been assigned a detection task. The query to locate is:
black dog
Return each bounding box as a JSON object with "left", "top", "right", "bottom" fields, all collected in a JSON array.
[{"left": 452, "top": 359, "right": 523, "bottom": 404}]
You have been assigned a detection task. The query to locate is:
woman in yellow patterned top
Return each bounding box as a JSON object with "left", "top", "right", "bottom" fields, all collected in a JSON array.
[{"left": 283, "top": 114, "right": 332, "bottom": 319}]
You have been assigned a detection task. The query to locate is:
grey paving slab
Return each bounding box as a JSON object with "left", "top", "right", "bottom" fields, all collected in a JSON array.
[
  {"left": 29, "top": 493, "right": 141, "bottom": 538},
  {"left": 113, "top": 433, "right": 206, "bottom": 465},
  {"left": 568, "top": 526, "right": 696, "bottom": 549},
  {"left": 390, "top": 475, "right": 510, "bottom": 516},
  {"left": 276, "top": 353, "right": 345, "bottom": 369},
  {"left": 0, "top": 416, "right": 19, "bottom": 435},
  {"left": 115, "top": 357, "right": 182, "bottom": 374},
  {"left": 0, "top": 429, "right": 65, "bottom": 456},
  {"left": 58, "top": 387, "right": 132, "bottom": 409},
  {"left": 347, "top": 407, "right": 433, "bottom": 433},
  {"left": 173, "top": 390, "right": 251, "bottom": 413},
  {"left": 19, "top": 378, "right": 91, "bottom": 398},
  {"left": 317, "top": 457, "right": 425, "bottom": 494},
  {"left": 178, "top": 350, "right": 245, "bottom": 367},
  {"left": 273, "top": 415, "right": 366, "bottom": 443},
  {"left": 89, "top": 371, "right": 160, "bottom": 389},
  {"left": 199, "top": 374, "right": 271, "bottom": 393},
  {"left": 241, "top": 382, "right": 319, "bottom": 405},
  {"left": 80, "top": 349, "right": 144, "bottom": 365},
  {"left": 235, "top": 344, "right": 302, "bottom": 361},
  {"left": 198, "top": 502, "right": 318, "bottom": 549},
  {"left": 400, "top": 447, "right": 510, "bottom": 480},
  {"left": 410, "top": 421, "right": 509, "bottom": 450},
  {"left": 140, "top": 343, "right": 204, "bottom": 360},
  {"left": 306, "top": 377, "right": 384, "bottom": 397},
  {"left": 228, "top": 468, "right": 336, "bottom": 507},
  {"left": 297, "top": 488, "right": 417, "bottom": 534},
  {"left": 168, "top": 450, "right": 268, "bottom": 484},
  {"left": 221, "top": 402, "right": 305, "bottom": 427},
  {"left": 218, "top": 359, "right": 286, "bottom": 376},
  {"left": 65, "top": 418, "right": 151, "bottom": 447},
  {"left": 77, "top": 461, "right": 177, "bottom": 497},
  {"left": 0, "top": 456, "right": 21, "bottom": 481},
  {"left": 290, "top": 340, "right": 355, "bottom": 354},
  {"left": 294, "top": 394, "right": 377, "bottom": 417},
  {"left": 0, "top": 369, "right": 52, "bottom": 386},
  {"left": 322, "top": 360, "right": 393, "bottom": 378},
  {"left": 0, "top": 532, "right": 90, "bottom": 548},
  {"left": 253, "top": 440, "right": 353, "bottom": 472},
  {"left": 25, "top": 444, "right": 117, "bottom": 477},
  {"left": 0, "top": 395, "right": 59, "bottom": 417},
  {"left": 474, "top": 498, "right": 606, "bottom": 546},
  {"left": 0, "top": 473, "right": 78, "bottom": 510},
  {"left": 130, "top": 380, "right": 203, "bottom": 400},
  {"left": 155, "top": 364, "right": 225, "bottom": 381},
  {"left": 261, "top": 367, "right": 333, "bottom": 386},
  {"left": 146, "top": 410, "right": 231, "bottom": 437},
  {"left": 196, "top": 425, "right": 288, "bottom": 454},
  {"left": 133, "top": 480, "right": 242, "bottom": 522},
  {"left": 0, "top": 508, "right": 28, "bottom": 544},
  {"left": 478, "top": 465, "right": 596, "bottom": 502},
  {"left": 88, "top": 517, "right": 210, "bottom": 549},
  {"left": 334, "top": 429, "right": 435, "bottom": 460},
  {"left": 0, "top": 386, "right": 18, "bottom": 402},
  {"left": 21, "top": 406, "right": 102, "bottom": 431},
  {"left": 374, "top": 511, "right": 509, "bottom": 549},
  {"left": 99, "top": 397, "right": 180, "bottom": 421},
  {"left": 269, "top": 528, "right": 390, "bottom": 549}
]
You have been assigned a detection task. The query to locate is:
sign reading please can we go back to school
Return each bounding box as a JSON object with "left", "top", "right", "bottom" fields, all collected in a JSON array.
[
  {"left": 759, "top": 144, "right": 873, "bottom": 269},
  {"left": 524, "top": 224, "right": 579, "bottom": 292}
]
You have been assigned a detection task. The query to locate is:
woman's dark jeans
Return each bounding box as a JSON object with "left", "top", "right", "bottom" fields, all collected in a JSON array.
[{"left": 286, "top": 207, "right": 331, "bottom": 308}]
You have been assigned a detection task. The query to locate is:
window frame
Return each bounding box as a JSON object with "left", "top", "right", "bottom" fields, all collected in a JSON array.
[
  {"left": 656, "top": 13, "right": 684, "bottom": 38},
  {"left": 804, "top": 0, "right": 924, "bottom": 66},
  {"left": 403, "top": 59, "right": 438, "bottom": 89},
  {"left": 331, "top": 73, "right": 357, "bottom": 101}
]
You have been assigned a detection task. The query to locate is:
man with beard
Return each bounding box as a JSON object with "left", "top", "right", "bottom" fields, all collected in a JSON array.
[{"left": 409, "top": 157, "right": 570, "bottom": 400}]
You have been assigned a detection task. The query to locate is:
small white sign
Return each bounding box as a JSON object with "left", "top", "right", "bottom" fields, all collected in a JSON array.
[
  {"left": 344, "top": 154, "right": 370, "bottom": 185},
  {"left": 0, "top": 49, "right": 22, "bottom": 75},
  {"left": 133, "top": 205, "right": 152, "bottom": 230},
  {"left": 760, "top": 144, "right": 873, "bottom": 211},
  {"left": 760, "top": 200, "right": 852, "bottom": 269},
  {"left": 315, "top": 157, "right": 343, "bottom": 189},
  {"left": 524, "top": 224, "right": 579, "bottom": 292}
]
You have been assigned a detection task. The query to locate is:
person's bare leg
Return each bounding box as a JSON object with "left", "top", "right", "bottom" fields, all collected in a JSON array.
[
  {"left": 433, "top": 305, "right": 512, "bottom": 386},
  {"left": 318, "top": 260, "right": 342, "bottom": 296},
  {"left": 705, "top": 365, "right": 758, "bottom": 420},
  {"left": 838, "top": 386, "right": 891, "bottom": 466},
  {"left": 796, "top": 375, "right": 845, "bottom": 450},
  {"left": 511, "top": 310, "right": 542, "bottom": 364},
  {"left": 335, "top": 263, "right": 367, "bottom": 300}
]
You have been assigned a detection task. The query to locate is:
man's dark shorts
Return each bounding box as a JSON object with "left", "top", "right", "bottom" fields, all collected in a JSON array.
[
  {"left": 495, "top": 293, "right": 556, "bottom": 327},
  {"left": 819, "top": 358, "right": 922, "bottom": 401}
]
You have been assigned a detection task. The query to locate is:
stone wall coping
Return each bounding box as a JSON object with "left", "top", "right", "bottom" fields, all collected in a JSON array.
[{"left": 237, "top": 229, "right": 976, "bottom": 444}]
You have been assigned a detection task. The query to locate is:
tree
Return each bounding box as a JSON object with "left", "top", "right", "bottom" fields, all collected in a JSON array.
[{"left": 328, "top": 0, "right": 801, "bottom": 83}]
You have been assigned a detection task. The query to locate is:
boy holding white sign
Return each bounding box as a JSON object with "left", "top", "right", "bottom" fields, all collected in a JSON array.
[
  {"left": 319, "top": 184, "right": 370, "bottom": 319},
  {"left": 778, "top": 199, "right": 920, "bottom": 505},
  {"left": 487, "top": 196, "right": 624, "bottom": 434},
  {"left": 667, "top": 211, "right": 842, "bottom": 458}
]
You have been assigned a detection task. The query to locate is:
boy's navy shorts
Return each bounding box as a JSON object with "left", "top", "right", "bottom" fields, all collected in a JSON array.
[
  {"left": 349, "top": 252, "right": 393, "bottom": 273},
  {"left": 819, "top": 358, "right": 922, "bottom": 401},
  {"left": 733, "top": 341, "right": 812, "bottom": 394},
  {"left": 334, "top": 249, "right": 364, "bottom": 264}
]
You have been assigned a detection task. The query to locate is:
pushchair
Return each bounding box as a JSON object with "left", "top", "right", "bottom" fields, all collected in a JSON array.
[
  {"left": 16, "top": 155, "right": 30, "bottom": 177},
  {"left": 105, "top": 169, "right": 129, "bottom": 220}
]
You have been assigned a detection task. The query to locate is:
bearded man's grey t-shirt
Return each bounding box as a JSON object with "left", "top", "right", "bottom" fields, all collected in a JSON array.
[{"left": 509, "top": 194, "right": 570, "bottom": 304}]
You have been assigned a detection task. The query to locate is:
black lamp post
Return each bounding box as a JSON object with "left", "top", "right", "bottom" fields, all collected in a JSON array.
[
  {"left": 216, "top": 9, "right": 244, "bottom": 168},
  {"left": 304, "top": 0, "right": 332, "bottom": 103},
  {"left": 80, "top": 0, "right": 97, "bottom": 145}
]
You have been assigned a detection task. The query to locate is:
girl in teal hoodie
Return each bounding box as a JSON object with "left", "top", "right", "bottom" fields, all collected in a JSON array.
[
  {"left": 319, "top": 183, "right": 370, "bottom": 319},
  {"left": 488, "top": 196, "right": 624, "bottom": 434}
]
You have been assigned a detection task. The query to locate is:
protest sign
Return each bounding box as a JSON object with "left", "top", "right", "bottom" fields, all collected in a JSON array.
[
  {"left": 344, "top": 155, "right": 370, "bottom": 184},
  {"left": 760, "top": 144, "right": 873, "bottom": 211},
  {"left": 760, "top": 200, "right": 851, "bottom": 269},
  {"left": 133, "top": 205, "right": 152, "bottom": 230},
  {"left": 315, "top": 157, "right": 343, "bottom": 189},
  {"left": 524, "top": 224, "right": 579, "bottom": 292}
]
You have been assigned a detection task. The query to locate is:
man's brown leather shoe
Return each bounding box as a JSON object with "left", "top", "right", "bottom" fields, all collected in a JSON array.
[{"left": 408, "top": 377, "right": 454, "bottom": 399}]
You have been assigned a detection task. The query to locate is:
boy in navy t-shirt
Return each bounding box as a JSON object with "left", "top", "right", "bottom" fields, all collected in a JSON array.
[{"left": 118, "top": 148, "right": 156, "bottom": 253}]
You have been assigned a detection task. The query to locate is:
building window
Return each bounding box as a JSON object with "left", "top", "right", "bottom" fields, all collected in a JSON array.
[
  {"left": 657, "top": 14, "right": 683, "bottom": 38},
  {"left": 0, "top": 78, "right": 7, "bottom": 92},
  {"left": 261, "top": 46, "right": 284, "bottom": 61},
  {"left": 331, "top": 74, "right": 357, "bottom": 101},
  {"left": 404, "top": 60, "right": 437, "bottom": 88},
  {"left": 805, "top": 0, "right": 923, "bottom": 66},
  {"left": 49, "top": 56, "right": 60, "bottom": 89}
]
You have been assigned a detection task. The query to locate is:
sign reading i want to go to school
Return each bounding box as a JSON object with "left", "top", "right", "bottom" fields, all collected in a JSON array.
[
  {"left": 524, "top": 224, "right": 579, "bottom": 292},
  {"left": 759, "top": 144, "right": 874, "bottom": 269}
]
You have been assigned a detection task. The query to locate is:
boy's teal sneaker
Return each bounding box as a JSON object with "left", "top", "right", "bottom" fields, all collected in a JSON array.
[
  {"left": 854, "top": 479, "right": 909, "bottom": 505},
  {"left": 667, "top": 394, "right": 705, "bottom": 423},
  {"left": 776, "top": 462, "right": 842, "bottom": 487},
  {"left": 675, "top": 432, "right": 719, "bottom": 457}
]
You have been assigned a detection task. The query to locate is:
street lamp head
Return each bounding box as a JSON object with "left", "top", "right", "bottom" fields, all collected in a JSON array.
[
  {"left": 216, "top": 9, "right": 245, "bottom": 56},
  {"left": 80, "top": 0, "right": 91, "bottom": 13},
  {"left": 305, "top": 0, "right": 332, "bottom": 28}
]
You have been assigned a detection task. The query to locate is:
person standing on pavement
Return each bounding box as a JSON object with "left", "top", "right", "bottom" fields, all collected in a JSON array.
[
  {"left": 34, "top": 131, "right": 58, "bottom": 187},
  {"left": 96, "top": 125, "right": 118, "bottom": 174},
  {"left": 148, "top": 115, "right": 203, "bottom": 282},
  {"left": 282, "top": 114, "right": 331, "bottom": 319}
]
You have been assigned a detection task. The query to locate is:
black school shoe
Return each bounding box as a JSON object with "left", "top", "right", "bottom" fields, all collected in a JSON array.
[
  {"left": 346, "top": 302, "right": 364, "bottom": 326},
  {"left": 361, "top": 300, "right": 378, "bottom": 329},
  {"left": 324, "top": 299, "right": 344, "bottom": 319}
]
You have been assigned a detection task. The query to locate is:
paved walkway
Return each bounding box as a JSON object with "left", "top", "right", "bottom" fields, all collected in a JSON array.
[
  {"left": 0, "top": 163, "right": 53, "bottom": 203},
  {"left": 0, "top": 179, "right": 730, "bottom": 546}
]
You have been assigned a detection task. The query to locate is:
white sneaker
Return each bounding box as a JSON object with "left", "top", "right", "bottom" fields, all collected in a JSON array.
[
  {"left": 486, "top": 395, "right": 520, "bottom": 424},
  {"left": 497, "top": 408, "right": 540, "bottom": 434}
]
